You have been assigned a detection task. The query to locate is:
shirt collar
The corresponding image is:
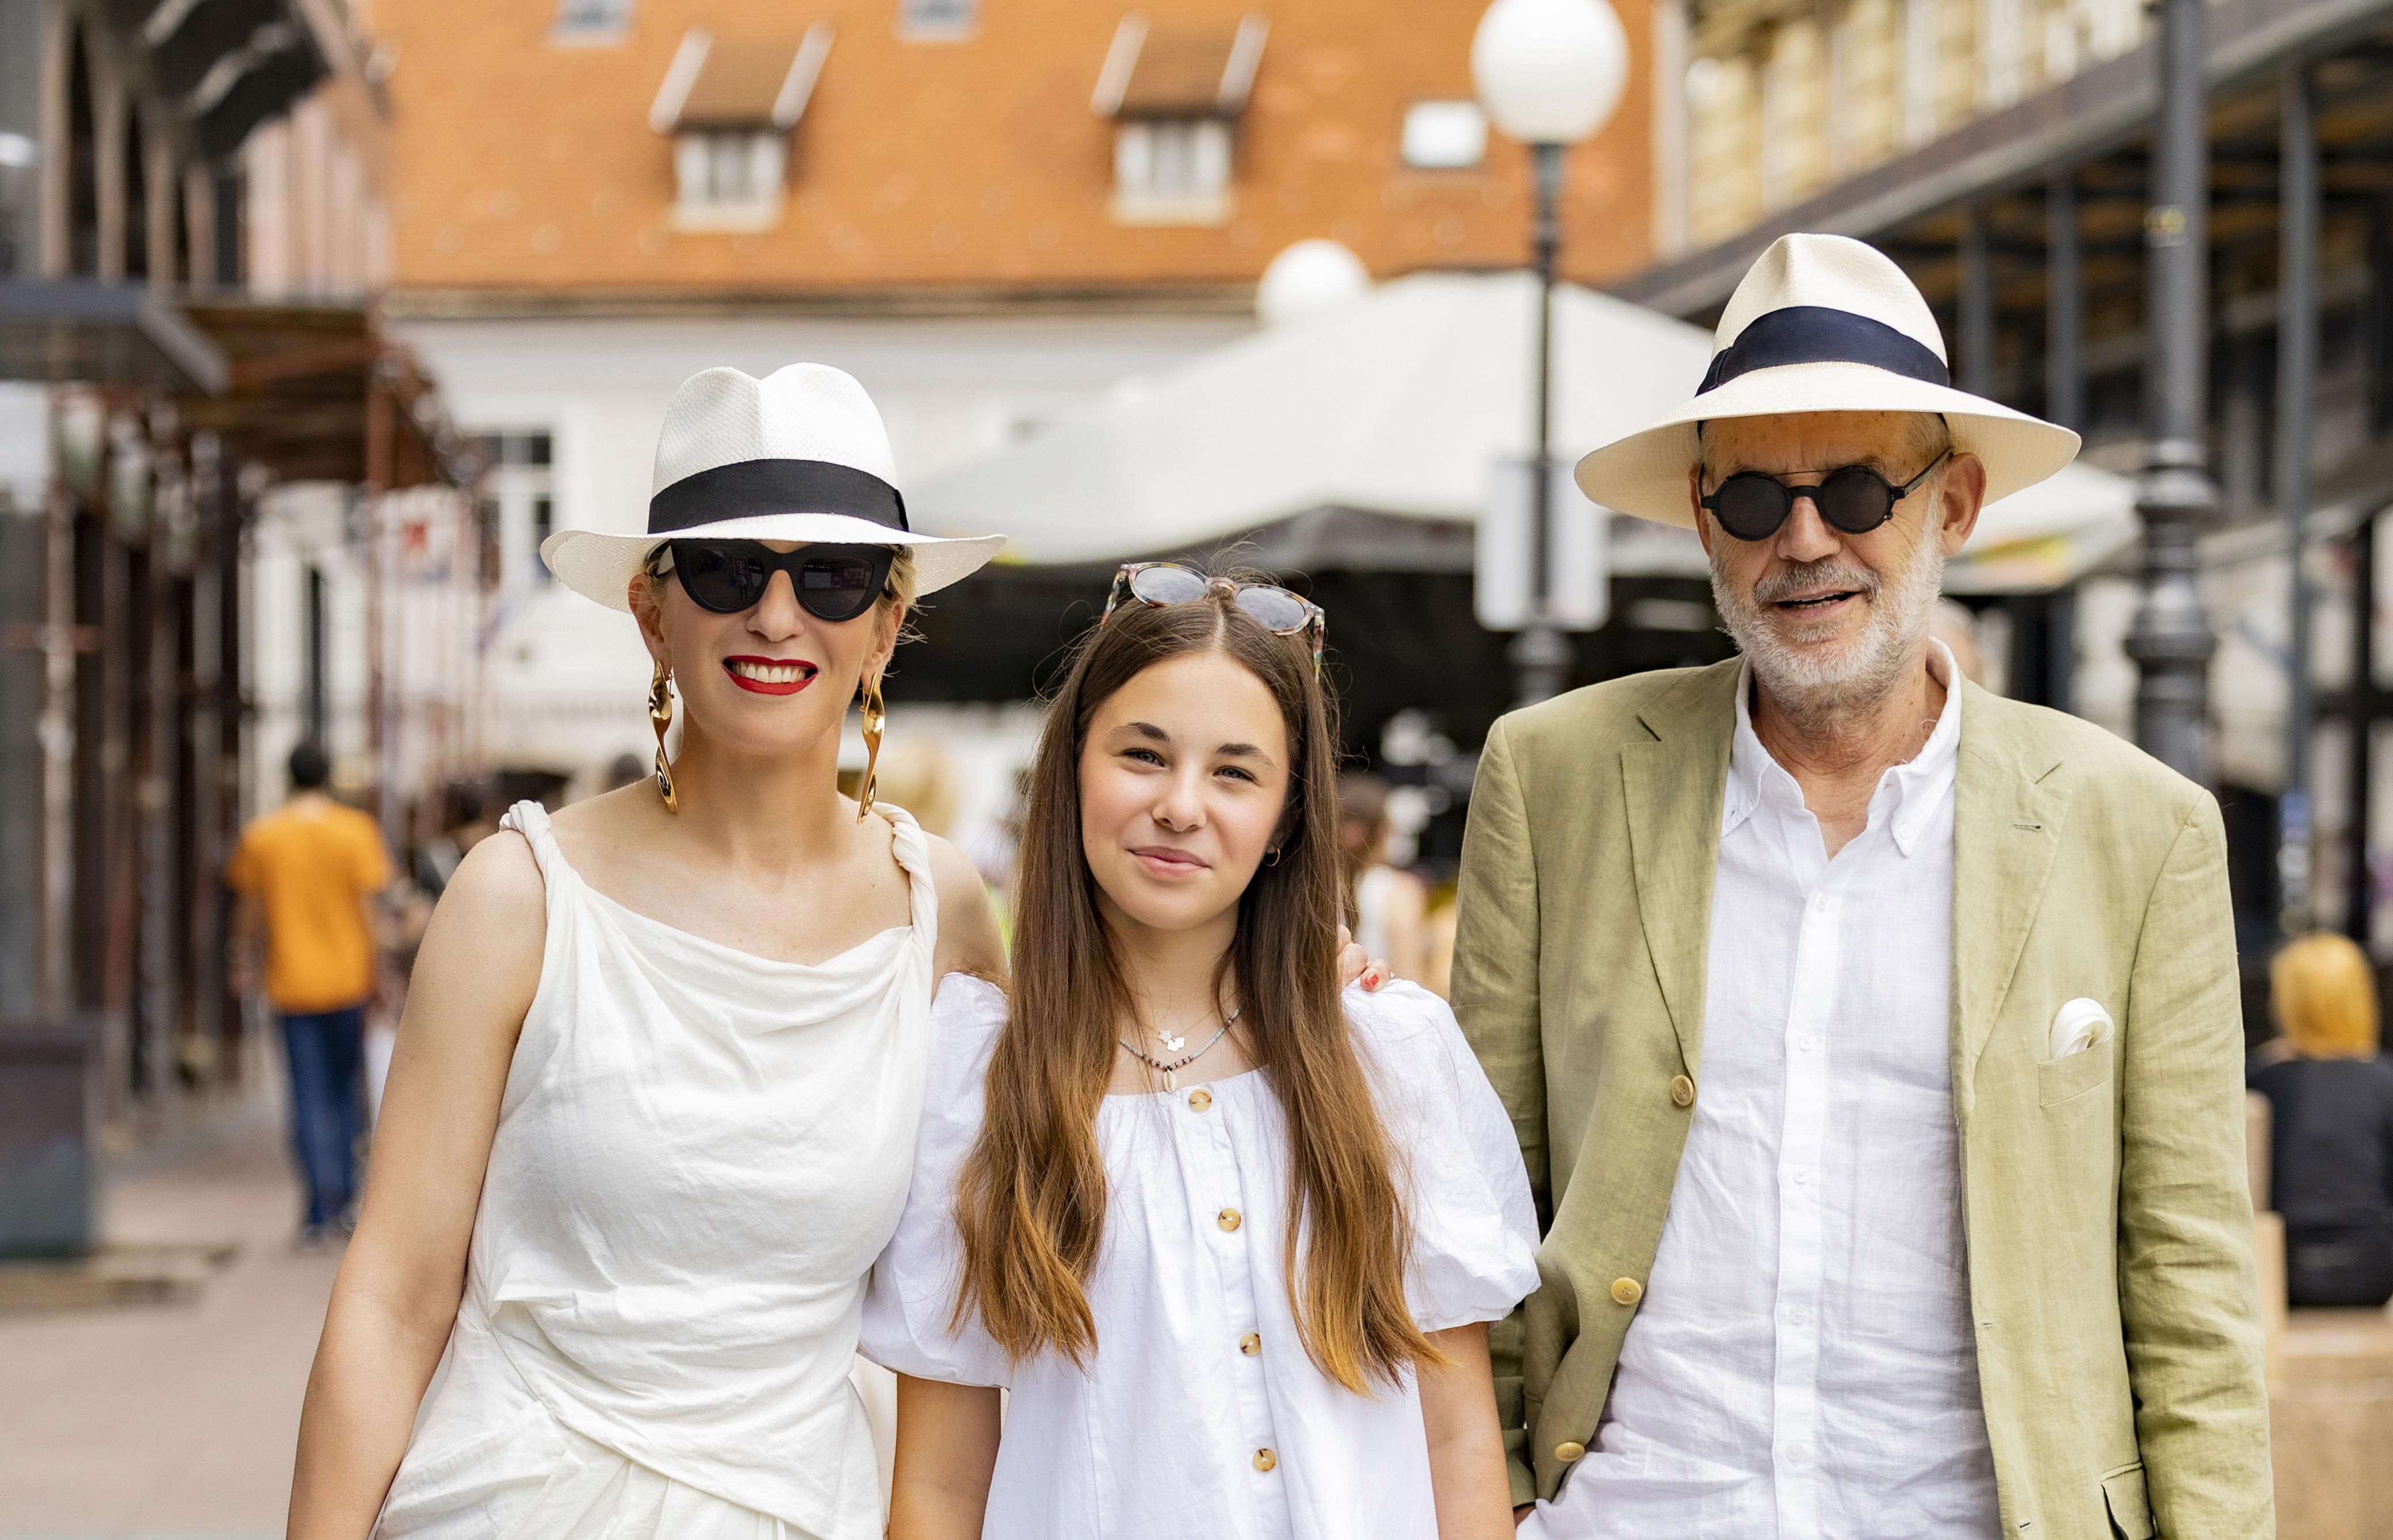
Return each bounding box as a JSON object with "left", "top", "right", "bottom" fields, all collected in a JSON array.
[{"left": 1722, "top": 640, "right": 1964, "bottom": 856}]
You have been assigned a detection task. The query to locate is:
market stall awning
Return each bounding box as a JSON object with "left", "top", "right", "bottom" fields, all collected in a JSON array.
[
  {"left": 912, "top": 268, "right": 2138, "bottom": 593},
  {"left": 0, "top": 281, "right": 228, "bottom": 393}
]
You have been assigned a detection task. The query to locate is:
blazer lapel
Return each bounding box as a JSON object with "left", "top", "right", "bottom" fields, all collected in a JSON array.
[
  {"left": 1623, "top": 662, "right": 1740, "bottom": 1074},
  {"left": 1949, "top": 683, "right": 2071, "bottom": 1114}
]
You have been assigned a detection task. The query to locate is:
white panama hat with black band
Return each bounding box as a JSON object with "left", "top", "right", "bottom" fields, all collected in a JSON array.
[
  {"left": 1573, "top": 232, "right": 2082, "bottom": 527},
  {"left": 540, "top": 362, "right": 1006, "bottom": 611}
]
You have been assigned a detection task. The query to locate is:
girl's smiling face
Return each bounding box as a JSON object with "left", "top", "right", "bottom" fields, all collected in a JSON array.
[{"left": 1076, "top": 649, "right": 1291, "bottom": 940}]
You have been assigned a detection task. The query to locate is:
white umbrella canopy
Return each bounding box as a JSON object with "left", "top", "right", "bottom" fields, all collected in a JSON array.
[
  {"left": 908, "top": 270, "right": 1711, "bottom": 564},
  {"left": 911, "top": 266, "right": 2135, "bottom": 596}
]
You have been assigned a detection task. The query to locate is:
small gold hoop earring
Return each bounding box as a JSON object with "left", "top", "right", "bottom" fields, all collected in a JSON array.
[
  {"left": 648, "top": 658, "right": 679, "bottom": 813},
  {"left": 1264, "top": 845, "right": 1283, "bottom": 866},
  {"left": 856, "top": 673, "right": 886, "bottom": 823}
]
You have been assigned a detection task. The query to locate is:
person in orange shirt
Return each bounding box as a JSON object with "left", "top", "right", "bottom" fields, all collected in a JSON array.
[{"left": 227, "top": 741, "right": 394, "bottom": 1244}]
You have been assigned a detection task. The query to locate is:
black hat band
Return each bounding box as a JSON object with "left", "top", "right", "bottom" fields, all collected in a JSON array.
[
  {"left": 1698, "top": 305, "right": 1951, "bottom": 395},
  {"left": 647, "top": 458, "right": 909, "bottom": 535}
]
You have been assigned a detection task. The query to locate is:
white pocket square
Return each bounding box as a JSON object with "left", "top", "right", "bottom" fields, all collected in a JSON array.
[{"left": 2049, "top": 997, "right": 2113, "bottom": 1061}]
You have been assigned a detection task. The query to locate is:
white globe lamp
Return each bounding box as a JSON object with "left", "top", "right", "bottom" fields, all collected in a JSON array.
[
  {"left": 1256, "top": 240, "right": 1371, "bottom": 328},
  {"left": 1471, "top": 0, "right": 1630, "bottom": 148}
]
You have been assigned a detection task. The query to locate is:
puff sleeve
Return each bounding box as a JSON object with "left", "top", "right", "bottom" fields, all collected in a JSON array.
[
  {"left": 1345, "top": 980, "right": 1542, "bottom": 1333},
  {"left": 860, "top": 972, "right": 1014, "bottom": 1388}
]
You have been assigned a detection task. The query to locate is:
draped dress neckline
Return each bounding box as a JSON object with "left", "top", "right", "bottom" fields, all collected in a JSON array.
[{"left": 372, "top": 798, "right": 943, "bottom": 1540}]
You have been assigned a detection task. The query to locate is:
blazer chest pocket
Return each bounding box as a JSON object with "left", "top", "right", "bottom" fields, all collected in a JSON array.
[{"left": 2037, "top": 1039, "right": 2113, "bottom": 1108}]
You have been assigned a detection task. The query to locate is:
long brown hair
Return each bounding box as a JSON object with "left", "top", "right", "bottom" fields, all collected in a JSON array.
[{"left": 953, "top": 584, "right": 1436, "bottom": 1393}]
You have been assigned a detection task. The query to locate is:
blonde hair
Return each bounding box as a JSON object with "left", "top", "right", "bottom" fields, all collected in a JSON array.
[{"left": 2272, "top": 932, "right": 2381, "bottom": 1059}]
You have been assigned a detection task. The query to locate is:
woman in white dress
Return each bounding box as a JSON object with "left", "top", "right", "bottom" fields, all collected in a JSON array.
[
  {"left": 863, "top": 565, "right": 1539, "bottom": 1540},
  {"left": 286, "top": 365, "right": 1007, "bottom": 1540}
]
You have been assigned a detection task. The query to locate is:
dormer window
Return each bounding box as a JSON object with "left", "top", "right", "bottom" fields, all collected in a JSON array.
[
  {"left": 1092, "top": 14, "right": 1267, "bottom": 227},
  {"left": 649, "top": 24, "right": 832, "bottom": 232}
]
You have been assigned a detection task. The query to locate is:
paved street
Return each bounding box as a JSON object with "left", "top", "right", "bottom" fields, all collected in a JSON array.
[{"left": 1, "top": 1068, "right": 335, "bottom": 1540}]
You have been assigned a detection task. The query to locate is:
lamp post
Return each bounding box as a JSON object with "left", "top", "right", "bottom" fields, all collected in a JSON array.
[
  {"left": 1473, "top": 0, "right": 1628, "bottom": 708},
  {"left": 2123, "top": 0, "right": 2218, "bottom": 782}
]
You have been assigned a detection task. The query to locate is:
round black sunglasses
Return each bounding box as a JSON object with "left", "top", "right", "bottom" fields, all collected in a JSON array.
[
  {"left": 653, "top": 540, "right": 894, "bottom": 622},
  {"left": 1699, "top": 450, "right": 1952, "bottom": 542}
]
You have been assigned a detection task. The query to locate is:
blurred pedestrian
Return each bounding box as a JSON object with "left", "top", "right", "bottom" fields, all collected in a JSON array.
[
  {"left": 412, "top": 778, "right": 498, "bottom": 899},
  {"left": 1465, "top": 233, "right": 2269, "bottom": 1539},
  {"left": 2250, "top": 932, "right": 2393, "bottom": 1309},
  {"left": 1337, "top": 771, "right": 1429, "bottom": 983},
  {"left": 289, "top": 365, "right": 1007, "bottom": 1540},
  {"left": 226, "top": 740, "right": 394, "bottom": 1246}
]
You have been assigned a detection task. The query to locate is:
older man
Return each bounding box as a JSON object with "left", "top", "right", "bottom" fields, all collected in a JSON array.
[{"left": 1453, "top": 233, "right": 2270, "bottom": 1540}]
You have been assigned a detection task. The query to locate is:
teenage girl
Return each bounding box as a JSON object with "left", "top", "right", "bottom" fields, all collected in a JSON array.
[{"left": 862, "top": 565, "right": 1537, "bottom": 1539}]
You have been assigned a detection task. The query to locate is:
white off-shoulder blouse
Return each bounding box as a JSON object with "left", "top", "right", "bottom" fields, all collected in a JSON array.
[{"left": 861, "top": 976, "right": 1539, "bottom": 1540}]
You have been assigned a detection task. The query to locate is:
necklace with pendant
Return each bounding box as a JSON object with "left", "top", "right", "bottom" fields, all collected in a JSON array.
[{"left": 1118, "top": 1006, "right": 1242, "bottom": 1091}]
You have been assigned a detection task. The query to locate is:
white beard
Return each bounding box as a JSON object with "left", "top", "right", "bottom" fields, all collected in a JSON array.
[{"left": 1710, "top": 519, "right": 1947, "bottom": 722}]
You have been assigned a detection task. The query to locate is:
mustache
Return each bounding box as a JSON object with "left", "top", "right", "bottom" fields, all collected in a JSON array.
[{"left": 1749, "top": 560, "right": 1882, "bottom": 606}]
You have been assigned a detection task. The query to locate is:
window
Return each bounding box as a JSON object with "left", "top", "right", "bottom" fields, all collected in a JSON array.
[
  {"left": 676, "top": 131, "right": 786, "bottom": 212},
  {"left": 899, "top": 0, "right": 977, "bottom": 39},
  {"left": 1113, "top": 118, "right": 1232, "bottom": 222},
  {"left": 475, "top": 431, "right": 556, "bottom": 589},
  {"left": 553, "top": 0, "right": 631, "bottom": 42},
  {"left": 1401, "top": 101, "right": 1487, "bottom": 169},
  {"left": 649, "top": 26, "right": 829, "bottom": 232},
  {"left": 1093, "top": 14, "right": 1266, "bottom": 227}
]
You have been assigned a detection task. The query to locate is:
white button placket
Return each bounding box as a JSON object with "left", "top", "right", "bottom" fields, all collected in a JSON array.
[
  {"left": 1184, "top": 1088, "right": 1288, "bottom": 1534},
  {"left": 1773, "top": 869, "right": 1838, "bottom": 1540}
]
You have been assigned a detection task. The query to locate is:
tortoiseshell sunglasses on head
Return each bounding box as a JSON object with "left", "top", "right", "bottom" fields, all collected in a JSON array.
[{"left": 1101, "top": 562, "right": 1327, "bottom": 675}]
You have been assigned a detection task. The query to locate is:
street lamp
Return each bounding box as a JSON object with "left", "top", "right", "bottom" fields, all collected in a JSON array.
[
  {"left": 1474, "top": 0, "right": 1629, "bottom": 708},
  {"left": 2123, "top": 0, "right": 2219, "bottom": 782}
]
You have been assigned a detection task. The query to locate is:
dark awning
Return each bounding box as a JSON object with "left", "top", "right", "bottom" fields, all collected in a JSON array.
[
  {"left": 0, "top": 281, "right": 229, "bottom": 393},
  {"left": 178, "top": 301, "right": 475, "bottom": 488},
  {"left": 1092, "top": 14, "right": 1268, "bottom": 118}
]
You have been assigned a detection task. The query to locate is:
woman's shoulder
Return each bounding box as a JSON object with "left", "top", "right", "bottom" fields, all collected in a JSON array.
[{"left": 922, "top": 832, "right": 1007, "bottom": 983}]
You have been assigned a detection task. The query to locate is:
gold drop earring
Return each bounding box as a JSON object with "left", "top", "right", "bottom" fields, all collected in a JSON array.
[
  {"left": 648, "top": 657, "right": 679, "bottom": 813},
  {"left": 856, "top": 673, "right": 885, "bottom": 822}
]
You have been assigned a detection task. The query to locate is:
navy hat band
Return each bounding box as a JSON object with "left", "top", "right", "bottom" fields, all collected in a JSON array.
[
  {"left": 648, "top": 458, "right": 909, "bottom": 535},
  {"left": 1699, "top": 305, "right": 1951, "bottom": 395}
]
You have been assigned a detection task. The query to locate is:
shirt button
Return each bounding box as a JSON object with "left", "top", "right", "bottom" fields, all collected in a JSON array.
[
  {"left": 1554, "top": 1440, "right": 1587, "bottom": 1463},
  {"left": 1787, "top": 1305, "right": 1811, "bottom": 1326},
  {"left": 1253, "top": 1447, "right": 1278, "bottom": 1472},
  {"left": 1240, "top": 1332, "right": 1262, "bottom": 1356},
  {"left": 1188, "top": 1089, "right": 1213, "bottom": 1112},
  {"left": 1787, "top": 1443, "right": 1811, "bottom": 1467},
  {"left": 1799, "top": 1035, "right": 1818, "bottom": 1052},
  {"left": 1792, "top": 1168, "right": 1812, "bottom": 1186},
  {"left": 1218, "top": 1208, "right": 1243, "bottom": 1232},
  {"left": 1610, "top": 1277, "right": 1643, "bottom": 1307},
  {"left": 1669, "top": 1074, "right": 1695, "bottom": 1108}
]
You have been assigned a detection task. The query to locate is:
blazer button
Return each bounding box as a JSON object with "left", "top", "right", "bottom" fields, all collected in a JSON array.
[
  {"left": 1554, "top": 1441, "right": 1587, "bottom": 1464},
  {"left": 1240, "top": 1332, "right": 1262, "bottom": 1355},
  {"left": 1611, "top": 1277, "right": 1643, "bottom": 1307},
  {"left": 1188, "top": 1088, "right": 1213, "bottom": 1112},
  {"left": 1218, "top": 1208, "right": 1243, "bottom": 1232},
  {"left": 1670, "top": 1074, "right": 1695, "bottom": 1108},
  {"left": 1253, "top": 1447, "right": 1278, "bottom": 1472}
]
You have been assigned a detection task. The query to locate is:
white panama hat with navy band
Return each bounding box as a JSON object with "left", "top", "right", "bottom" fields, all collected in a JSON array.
[
  {"left": 540, "top": 363, "right": 1006, "bottom": 611},
  {"left": 1573, "top": 232, "right": 2082, "bottom": 527}
]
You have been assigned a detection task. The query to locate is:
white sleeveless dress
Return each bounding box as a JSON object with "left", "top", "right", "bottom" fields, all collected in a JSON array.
[{"left": 373, "top": 800, "right": 938, "bottom": 1540}]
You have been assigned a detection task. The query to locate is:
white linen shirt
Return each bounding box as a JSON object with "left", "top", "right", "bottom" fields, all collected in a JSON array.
[
  {"left": 862, "top": 976, "right": 1539, "bottom": 1540},
  {"left": 1530, "top": 643, "right": 2002, "bottom": 1540}
]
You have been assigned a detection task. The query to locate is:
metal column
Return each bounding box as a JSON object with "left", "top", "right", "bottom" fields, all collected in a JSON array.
[
  {"left": 2279, "top": 67, "right": 2319, "bottom": 932},
  {"left": 1511, "top": 141, "right": 1570, "bottom": 708},
  {"left": 2124, "top": 0, "right": 2220, "bottom": 781},
  {"left": 1959, "top": 207, "right": 1994, "bottom": 398}
]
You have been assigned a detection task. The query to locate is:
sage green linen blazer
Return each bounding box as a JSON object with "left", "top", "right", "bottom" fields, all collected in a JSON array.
[{"left": 1450, "top": 659, "right": 2271, "bottom": 1540}]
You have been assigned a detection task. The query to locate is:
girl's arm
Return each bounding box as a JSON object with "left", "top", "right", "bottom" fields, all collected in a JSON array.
[
  {"left": 1420, "top": 1323, "right": 1520, "bottom": 1540},
  {"left": 286, "top": 834, "right": 546, "bottom": 1538},
  {"left": 888, "top": 1374, "right": 1003, "bottom": 1540}
]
